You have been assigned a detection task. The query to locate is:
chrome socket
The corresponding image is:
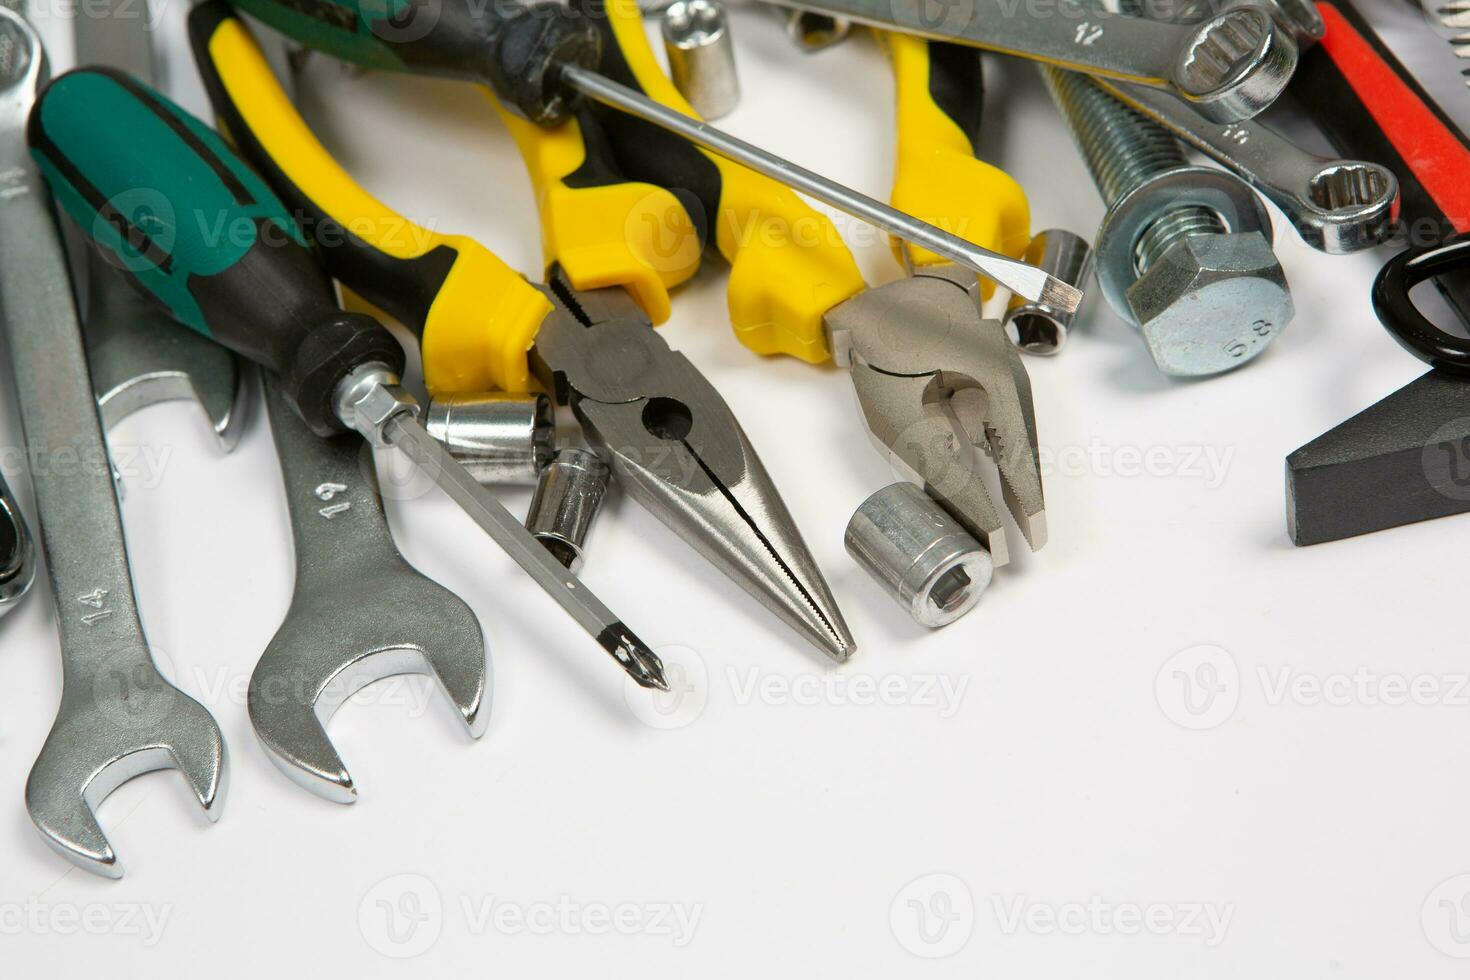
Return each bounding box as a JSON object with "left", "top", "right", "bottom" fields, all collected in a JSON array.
[
  {"left": 1003, "top": 229, "right": 1093, "bottom": 356},
  {"left": 526, "top": 448, "right": 611, "bottom": 572},
  {"left": 662, "top": 0, "right": 740, "bottom": 120},
  {"left": 425, "top": 393, "right": 555, "bottom": 486},
  {"left": 845, "top": 483, "right": 993, "bottom": 628}
]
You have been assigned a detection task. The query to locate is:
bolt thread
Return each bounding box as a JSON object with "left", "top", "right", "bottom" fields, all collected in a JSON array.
[
  {"left": 1135, "top": 207, "right": 1225, "bottom": 274},
  {"left": 1043, "top": 66, "right": 1222, "bottom": 272}
]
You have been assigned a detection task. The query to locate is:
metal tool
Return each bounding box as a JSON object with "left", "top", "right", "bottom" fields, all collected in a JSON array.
[
  {"left": 1099, "top": 79, "right": 1399, "bottom": 254},
  {"left": 0, "top": 473, "right": 35, "bottom": 612},
  {"left": 230, "top": 0, "right": 1079, "bottom": 313},
  {"left": 1428, "top": 0, "right": 1470, "bottom": 85},
  {"left": 846, "top": 482, "right": 991, "bottom": 628},
  {"left": 31, "top": 68, "right": 668, "bottom": 692},
  {"left": 1003, "top": 229, "right": 1094, "bottom": 355},
  {"left": 0, "top": 12, "right": 225, "bottom": 877},
  {"left": 1285, "top": 1, "right": 1470, "bottom": 544},
  {"left": 71, "top": 0, "right": 244, "bottom": 448},
  {"left": 761, "top": 0, "right": 1298, "bottom": 121},
  {"left": 825, "top": 263, "right": 1045, "bottom": 568},
  {"left": 662, "top": 0, "right": 739, "bottom": 119},
  {"left": 252, "top": 377, "right": 488, "bottom": 802},
  {"left": 426, "top": 393, "right": 555, "bottom": 486},
  {"left": 1044, "top": 66, "right": 1292, "bottom": 376},
  {"left": 536, "top": 268, "right": 855, "bottom": 659},
  {"left": 192, "top": 4, "right": 854, "bottom": 662},
  {"left": 1123, "top": 0, "right": 1323, "bottom": 44},
  {"left": 783, "top": 7, "right": 850, "bottom": 50},
  {"left": 527, "top": 447, "right": 610, "bottom": 572}
]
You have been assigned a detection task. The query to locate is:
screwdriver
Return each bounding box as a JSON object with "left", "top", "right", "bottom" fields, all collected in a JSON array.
[
  {"left": 27, "top": 67, "right": 669, "bottom": 692},
  {"left": 226, "top": 0, "right": 1081, "bottom": 314}
]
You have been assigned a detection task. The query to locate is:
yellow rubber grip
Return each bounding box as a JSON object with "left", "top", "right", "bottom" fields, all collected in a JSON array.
[
  {"left": 202, "top": 15, "right": 549, "bottom": 394},
  {"left": 487, "top": 96, "right": 700, "bottom": 325},
  {"left": 605, "top": 0, "right": 866, "bottom": 363},
  {"left": 880, "top": 32, "right": 1031, "bottom": 284}
]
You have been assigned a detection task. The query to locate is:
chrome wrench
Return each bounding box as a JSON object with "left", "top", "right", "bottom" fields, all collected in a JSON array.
[
  {"left": 72, "top": 0, "right": 244, "bottom": 448},
  {"left": 762, "top": 0, "right": 1298, "bottom": 121},
  {"left": 1101, "top": 79, "right": 1400, "bottom": 253},
  {"left": 0, "top": 8, "right": 226, "bottom": 878},
  {"left": 251, "top": 377, "right": 489, "bottom": 803}
]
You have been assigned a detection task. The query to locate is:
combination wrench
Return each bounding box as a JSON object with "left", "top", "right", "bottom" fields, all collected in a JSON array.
[
  {"left": 762, "top": 0, "right": 1298, "bottom": 121},
  {"left": 250, "top": 377, "right": 489, "bottom": 803},
  {"left": 1102, "top": 79, "right": 1400, "bottom": 253},
  {"left": 0, "top": 8, "right": 225, "bottom": 878}
]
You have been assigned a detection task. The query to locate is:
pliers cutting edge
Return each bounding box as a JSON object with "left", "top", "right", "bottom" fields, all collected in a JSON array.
[{"left": 189, "top": 3, "right": 854, "bottom": 660}]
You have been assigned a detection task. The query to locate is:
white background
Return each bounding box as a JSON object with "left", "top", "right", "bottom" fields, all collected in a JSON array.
[{"left": 6, "top": 0, "right": 1470, "bottom": 975}]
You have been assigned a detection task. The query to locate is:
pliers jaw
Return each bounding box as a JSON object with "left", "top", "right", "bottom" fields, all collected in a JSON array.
[
  {"left": 532, "top": 268, "right": 856, "bottom": 661},
  {"left": 825, "top": 266, "right": 1046, "bottom": 568}
]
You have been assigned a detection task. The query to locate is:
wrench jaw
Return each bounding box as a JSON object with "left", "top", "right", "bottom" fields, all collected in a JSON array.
[
  {"left": 248, "top": 579, "right": 489, "bottom": 805},
  {"left": 90, "top": 332, "right": 247, "bottom": 452},
  {"left": 24, "top": 687, "right": 226, "bottom": 879}
]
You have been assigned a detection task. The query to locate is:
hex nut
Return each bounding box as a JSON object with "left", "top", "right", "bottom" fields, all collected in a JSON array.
[{"left": 1125, "top": 230, "right": 1292, "bottom": 377}]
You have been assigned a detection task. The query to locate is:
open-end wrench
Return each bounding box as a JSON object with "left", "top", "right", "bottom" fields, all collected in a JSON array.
[
  {"left": 761, "top": 0, "right": 1298, "bottom": 121},
  {"left": 72, "top": 0, "right": 244, "bottom": 448},
  {"left": 1101, "top": 79, "right": 1400, "bottom": 253},
  {"left": 251, "top": 377, "right": 489, "bottom": 803},
  {"left": 0, "top": 8, "right": 225, "bottom": 877}
]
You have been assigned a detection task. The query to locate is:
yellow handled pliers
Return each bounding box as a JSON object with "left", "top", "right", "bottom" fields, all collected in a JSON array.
[
  {"left": 188, "top": 1, "right": 855, "bottom": 661},
  {"left": 567, "top": 1, "right": 1047, "bottom": 569}
]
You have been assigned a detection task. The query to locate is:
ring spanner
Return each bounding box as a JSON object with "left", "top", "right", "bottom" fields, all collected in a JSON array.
[
  {"left": 1101, "top": 79, "right": 1400, "bottom": 253},
  {"left": 0, "top": 8, "right": 225, "bottom": 878}
]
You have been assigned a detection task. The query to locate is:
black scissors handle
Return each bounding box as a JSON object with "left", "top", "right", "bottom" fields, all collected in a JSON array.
[{"left": 1373, "top": 233, "right": 1470, "bottom": 377}]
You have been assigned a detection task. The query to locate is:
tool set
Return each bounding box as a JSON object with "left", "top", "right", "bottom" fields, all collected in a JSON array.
[{"left": 0, "top": 0, "right": 1461, "bottom": 877}]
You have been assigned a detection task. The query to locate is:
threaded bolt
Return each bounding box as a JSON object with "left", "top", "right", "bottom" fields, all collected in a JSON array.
[{"left": 1042, "top": 66, "right": 1224, "bottom": 277}]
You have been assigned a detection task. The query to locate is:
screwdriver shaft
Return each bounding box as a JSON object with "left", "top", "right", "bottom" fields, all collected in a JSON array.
[
  {"left": 559, "top": 63, "right": 1083, "bottom": 314},
  {"left": 383, "top": 412, "right": 670, "bottom": 691}
]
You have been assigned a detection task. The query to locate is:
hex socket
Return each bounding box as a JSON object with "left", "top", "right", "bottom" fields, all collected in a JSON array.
[
  {"left": 845, "top": 483, "right": 993, "bottom": 628},
  {"left": 425, "top": 393, "right": 555, "bottom": 486},
  {"left": 1003, "top": 229, "right": 1093, "bottom": 356},
  {"left": 526, "top": 448, "right": 610, "bottom": 572},
  {"left": 662, "top": 0, "right": 740, "bottom": 120}
]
